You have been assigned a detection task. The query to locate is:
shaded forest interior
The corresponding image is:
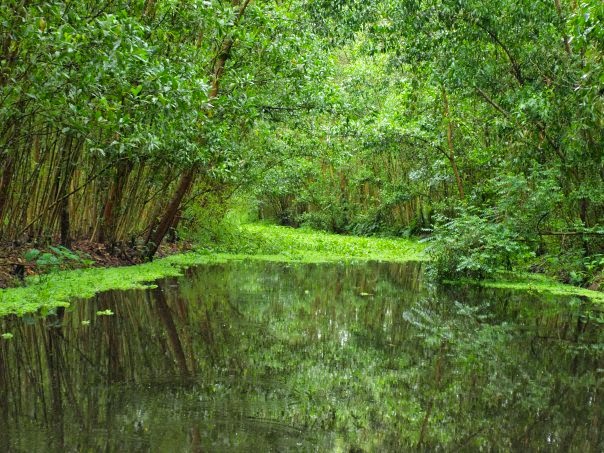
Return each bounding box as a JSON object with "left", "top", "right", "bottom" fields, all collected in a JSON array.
[{"left": 0, "top": 0, "right": 603, "bottom": 287}]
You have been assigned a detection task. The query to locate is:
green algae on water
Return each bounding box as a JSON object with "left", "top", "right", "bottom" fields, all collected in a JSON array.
[
  {"left": 0, "top": 224, "right": 427, "bottom": 317},
  {"left": 1, "top": 223, "right": 602, "bottom": 317},
  {"left": 481, "top": 272, "right": 604, "bottom": 303}
]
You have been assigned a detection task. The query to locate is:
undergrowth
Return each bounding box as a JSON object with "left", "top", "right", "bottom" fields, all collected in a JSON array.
[
  {"left": 1, "top": 223, "right": 602, "bottom": 318},
  {"left": 0, "top": 223, "right": 426, "bottom": 317}
]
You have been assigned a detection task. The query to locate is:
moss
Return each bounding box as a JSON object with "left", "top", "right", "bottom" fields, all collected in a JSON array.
[
  {"left": 0, "top": 224, "right": 426, "bottom": 317},
  {"left": 228, "top": 223, "right": 428, "bottom": 262}
]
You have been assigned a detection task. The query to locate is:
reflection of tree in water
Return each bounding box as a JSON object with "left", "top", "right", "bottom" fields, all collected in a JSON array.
[
  {"left": 405, "top": 293, "right": 603, "bottom": 450},
  {"left": 0, "top": 261, "right": 602, "bottom": 451}
]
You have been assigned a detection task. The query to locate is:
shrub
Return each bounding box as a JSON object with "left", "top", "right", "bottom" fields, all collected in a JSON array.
[{"left": 426, "top": 210, "right": 533, "bottom": 281}]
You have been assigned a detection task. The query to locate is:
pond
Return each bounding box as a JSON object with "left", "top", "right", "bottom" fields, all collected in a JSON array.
[{"left": 0, "top": 261, "right": 602, "bottom": 451}]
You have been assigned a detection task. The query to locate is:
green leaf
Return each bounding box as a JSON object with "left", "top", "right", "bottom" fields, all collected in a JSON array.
[
  {"left": 24, "top": 249, "right": 41, "bottom": 261},
  {"left": 96, "top": 309, "right": 114, "bottom": 316},
  {"left": 130, "top": 84, "right": 143, "bottom": 96}
]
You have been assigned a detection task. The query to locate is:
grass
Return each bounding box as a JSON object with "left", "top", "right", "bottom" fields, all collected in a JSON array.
[
  {"left": 1, "top": 223, "right": 602, "bottom": 318},
  {"left": 227, "top": 223, "right": 427, "bottom": 262},
  {"left": 0, "top": 224, "right": 426, "bottom": 317}
]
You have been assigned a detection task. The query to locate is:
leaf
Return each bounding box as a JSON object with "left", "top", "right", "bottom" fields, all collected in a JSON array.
[
  {"left": 37, "top": 253, "right": 60, "bottom": 266},
  {"left": 24, "top": 249, "right": 41, "bottom": 261},
  {"left": 130, "top": 84, "right": 143, "bottom": 96}
]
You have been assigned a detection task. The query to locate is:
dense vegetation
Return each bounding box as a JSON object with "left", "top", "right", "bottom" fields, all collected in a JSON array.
[
  {"left": 0, "top": 0, "right": 324, "bottom": 256},
  {"left": 255, "top": 0, "right": 604, "bottom": 286},
  {"left": 1, "top": 1, "right": 603, "bottom": 289},
  {"left": 2, "top": 223, "right": 603, "bottom": 318},
  {"left": 0, "top": 224, "right": 428, "bottom": 317}
]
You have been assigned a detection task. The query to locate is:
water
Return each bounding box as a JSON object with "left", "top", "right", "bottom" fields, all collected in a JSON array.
[{"left": 0, "top": 261, "right": 602, "bottom": 451}]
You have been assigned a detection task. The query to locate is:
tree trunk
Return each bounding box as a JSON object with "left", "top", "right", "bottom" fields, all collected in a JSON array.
[
  {"left": 144, "top": 0, "right": 253, "bottom": 258},
  {"left": 146, "top": 167, "right": 196, "bottom": 259},
  {"left": 0, "top": 155, "right": 14, "bottom": 223},
  {"left": 99, "top": 160, "right": 132, "bottom": 245},
  {"left": 59, "top": 196, "right": 71, "bottom": 248},
  {"left": 58, "top": 135, "right": 78, "bottom": 248},
  {"left": 442, "top": 87, "right": 465, "bottom": 200}
]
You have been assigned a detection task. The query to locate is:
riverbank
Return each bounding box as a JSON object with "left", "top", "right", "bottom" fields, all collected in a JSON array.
[
  {"left": 0, "top": 224, "right": 602, "bottom": 317},
  {"left": 0, "top": 224, "right": 425, "bottom": 317},
  {"left": 455, "top": 273, "right": 604, "bottom": 303}
]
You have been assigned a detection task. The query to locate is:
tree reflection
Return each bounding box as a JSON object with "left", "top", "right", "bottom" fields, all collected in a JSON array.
[{"left": 0, "top": 261, "right": 602, "bottom": 451}]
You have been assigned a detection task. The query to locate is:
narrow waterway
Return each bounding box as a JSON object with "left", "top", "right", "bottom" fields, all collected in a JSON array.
[{"left": 0, "top": 261, "right": 602, "bottom": 451}]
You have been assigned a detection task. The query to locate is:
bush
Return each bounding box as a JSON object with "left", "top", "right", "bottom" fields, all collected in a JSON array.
[{"left": 426, "top": 211, "right": 533, "bottom": 281}]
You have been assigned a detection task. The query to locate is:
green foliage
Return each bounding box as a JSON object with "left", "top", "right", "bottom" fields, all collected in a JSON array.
[
  {"left": 178, "top": 194, "right": 252, "bottom": 248},
  {"left": 0, "top": 224, "right": 426, "bottom": 317},
  {"left": 254, "top": 0, "right": 603, "bottom": 293},
  {"left": 255, "top": 43, "right": 434, "bottom": 236},
  {"left": 532, "top": 247, "right": 604, "bottom": 288},
  {"left": 427, "top": 210, "right": 534, "bottom": 280},
  {"left": 3, "top": 223, "right": 602, "bottom": 318},
  {"left": 0, "top": 0, "right": 331, "bottom": 254},
  {"left": 24, "top": 246, "right": 93, "bottom": 274},
  {"left": 0, "top": 0, "right": 603, "bottom": 296},
  {"left": 228, "top": 223, "right": 427, "bottom": 261},
  {"left": 96, "top": 309, "right": 114, "bottom": 316}
]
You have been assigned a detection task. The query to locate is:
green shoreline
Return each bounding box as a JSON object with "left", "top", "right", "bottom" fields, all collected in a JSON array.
[
  {"left": 452, "top": 273, "right": 604, "bottom": 303},
  {"left": 0, "top": 224, "right": 602, "bottom": 317}
]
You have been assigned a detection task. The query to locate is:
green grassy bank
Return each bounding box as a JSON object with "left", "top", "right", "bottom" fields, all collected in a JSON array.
[
  {"left": 0, "top": 224, "right": 425, "bottom": 317},
  {"left": 0, "top": 224, "right": 602, "bottom": 318}
]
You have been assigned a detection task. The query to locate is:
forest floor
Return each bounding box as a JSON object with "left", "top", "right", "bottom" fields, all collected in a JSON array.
[
  {"left": 0, "top": 223, "right": 602, "bottom": 318},
  {"left": 0, "top": 239, "right": 191, "bottom": 289}
]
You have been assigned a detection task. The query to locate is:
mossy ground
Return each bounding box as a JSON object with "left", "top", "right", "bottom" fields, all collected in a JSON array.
[
  {"left": 1, "top": 223, "right": 602, "bottom": 317},
  {"left": 0, "top": 224, "right": 426, "bottom": 317}
]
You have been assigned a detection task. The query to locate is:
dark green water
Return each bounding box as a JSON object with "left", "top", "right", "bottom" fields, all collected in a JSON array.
[{"left": 0, "top": 261, "right": 602, "bottom": 452}]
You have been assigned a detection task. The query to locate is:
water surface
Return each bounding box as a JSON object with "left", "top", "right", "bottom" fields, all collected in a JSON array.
[{"left": 0, "top": 261, "right": 602, "bottom": 451}]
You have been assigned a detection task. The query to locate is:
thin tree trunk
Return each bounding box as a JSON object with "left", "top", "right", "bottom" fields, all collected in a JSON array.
[
  {"left": 146, "top": 166, "right": 196, "bottom": 258},
  {"left": 144, "top": 0, "right": 253, "bottom": 258},
  {"left": 442, "top": 87, "right": 465, "bottom": 200},
  {"left": 58, "top": 136, "right": 81, "bottom": 248},
  {"left": 59, "top": 197, "right": 71, "bottom": 247},
  {"left": 59, "top": 136, "right": 75, "bottom": 247},
  {"left": 0, "top": 155, "right": 14, "bottom": 222},
  {"left": 99, "top": 160, "right": 132, "bottom": 245}
]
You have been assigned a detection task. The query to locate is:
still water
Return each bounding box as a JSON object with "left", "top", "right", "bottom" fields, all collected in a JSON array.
[{"left": 0, "top": 261, "right": 602, "bottom": 451}]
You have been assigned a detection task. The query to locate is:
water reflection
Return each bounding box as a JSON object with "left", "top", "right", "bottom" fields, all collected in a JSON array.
[{"left": 0, "top": 261, "right": 602, "bottom": 451}]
